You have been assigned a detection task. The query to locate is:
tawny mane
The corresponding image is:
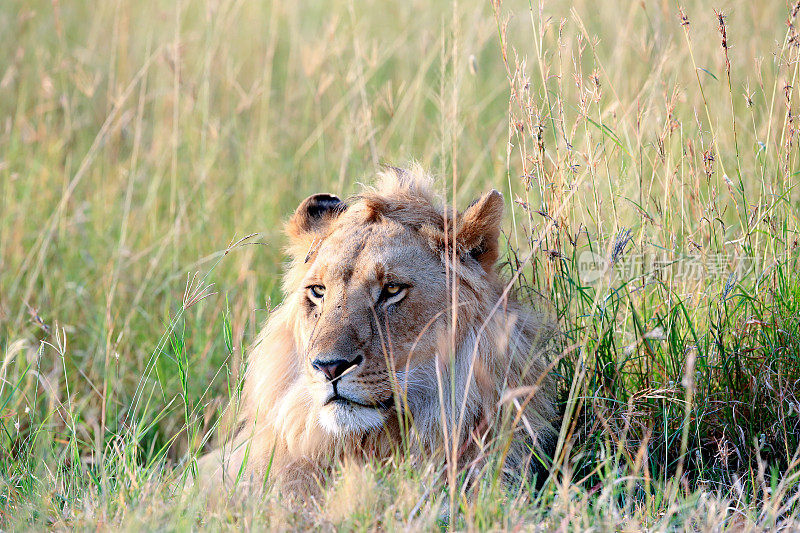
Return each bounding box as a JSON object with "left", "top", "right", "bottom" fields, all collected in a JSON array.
[{"left": 199, "top": 166, "right": 558, "bottom": 493}]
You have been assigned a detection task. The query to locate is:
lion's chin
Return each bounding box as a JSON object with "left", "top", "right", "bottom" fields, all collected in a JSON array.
[{"left": 318, "top": 401, "right": 387, "bottom": 435}]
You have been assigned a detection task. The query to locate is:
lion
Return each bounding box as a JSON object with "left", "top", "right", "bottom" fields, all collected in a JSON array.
[{"left": 198, "top": 166, "right": 558, "bottom": 494}]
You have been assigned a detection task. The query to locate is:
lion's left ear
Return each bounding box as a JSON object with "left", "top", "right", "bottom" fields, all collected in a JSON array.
[
  {"left": 286, "top": 193, "right": 344, "bottom": 258},
  {"left": 457, "top": 189, "right": 504, "bottom": 271}
]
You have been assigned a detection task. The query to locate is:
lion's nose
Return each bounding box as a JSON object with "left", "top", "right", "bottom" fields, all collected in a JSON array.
[{"left": 311, "top": 355, "right": 362, "bottom": 381}]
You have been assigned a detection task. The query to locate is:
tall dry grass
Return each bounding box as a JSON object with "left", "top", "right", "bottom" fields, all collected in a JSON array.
[{"left": 0, "top": 0, "right": 798, "bottom": 529}]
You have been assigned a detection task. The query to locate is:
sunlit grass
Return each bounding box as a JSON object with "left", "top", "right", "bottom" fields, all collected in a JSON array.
[{"left": 1, "top": 0, "right": 799, "bottom": 529}]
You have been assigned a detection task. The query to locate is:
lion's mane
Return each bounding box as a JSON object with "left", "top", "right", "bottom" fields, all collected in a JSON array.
[{"left": 201, "top": 167, "right": 558, "bottom": 492}]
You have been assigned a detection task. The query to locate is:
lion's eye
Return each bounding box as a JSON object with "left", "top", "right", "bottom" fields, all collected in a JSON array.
[
  {"left": 385, "top": 284, "right": 401, "bottom": 295},
  {"left": 380, "top": 283, "right": 408, "bottom": 305},
  {"left": 307, "top": 285, "right": 326, "bottom": 300}
]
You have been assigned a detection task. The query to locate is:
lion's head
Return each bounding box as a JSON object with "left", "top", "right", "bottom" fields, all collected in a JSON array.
[{"left": 203, "top": 167, "right": 557, "bottom": 489}]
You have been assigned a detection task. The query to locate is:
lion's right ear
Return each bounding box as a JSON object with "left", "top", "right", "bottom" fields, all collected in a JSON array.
[
  {"left": 456, "top": 189, "right": 504, "bottom": 272},
  {"left": 286, "top": 193, "right": 344, "bottom": 258}
]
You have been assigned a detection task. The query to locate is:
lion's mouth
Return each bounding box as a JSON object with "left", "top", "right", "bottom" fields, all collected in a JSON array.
[{"left": 324, "top": 394, "right": 393, "bottom": 410}]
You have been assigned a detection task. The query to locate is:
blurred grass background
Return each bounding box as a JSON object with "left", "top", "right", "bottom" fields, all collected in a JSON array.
[{"left": 1, "top": 0, "right": 799, "bottom": 529}]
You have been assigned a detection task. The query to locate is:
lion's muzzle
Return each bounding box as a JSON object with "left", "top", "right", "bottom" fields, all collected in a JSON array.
[{"left": 311, "top": 353, "right": 363, "bottom": 382}]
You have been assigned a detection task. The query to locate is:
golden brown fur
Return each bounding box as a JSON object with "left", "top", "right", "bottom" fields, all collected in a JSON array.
[{"left": 198, "top": 166, "right": 558, "bottom": 493}]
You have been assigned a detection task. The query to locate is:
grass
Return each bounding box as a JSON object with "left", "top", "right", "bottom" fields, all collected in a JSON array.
[{"left": 1, "top": 0, "right": 799, "bottom": 529}]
